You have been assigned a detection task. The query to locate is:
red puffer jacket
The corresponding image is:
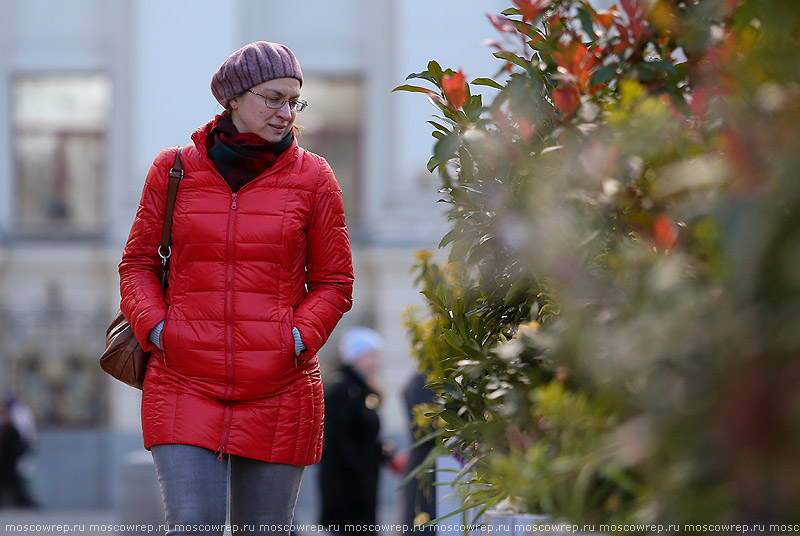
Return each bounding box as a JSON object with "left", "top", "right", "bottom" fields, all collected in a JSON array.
[{"left": 119, "top": 120, "right": 353, "bottom": 466}]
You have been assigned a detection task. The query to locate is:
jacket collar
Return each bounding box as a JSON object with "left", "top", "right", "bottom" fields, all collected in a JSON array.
[{"left": 191, "top": 119, "right": 300, "bottom": 178}]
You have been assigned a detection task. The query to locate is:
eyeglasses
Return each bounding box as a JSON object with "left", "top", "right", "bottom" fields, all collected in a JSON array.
[{"left": 247, "top": 90, "right": 308, "bottom": 113}]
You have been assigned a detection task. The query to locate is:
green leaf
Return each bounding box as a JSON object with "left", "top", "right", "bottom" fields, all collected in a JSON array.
[
  {"left": 428, "top": 120, "right": 451, "bottom": 133},
  {"left": 591, "top": 63, "right": 618, "bottom": 88},
  {"left": 572, "top": 461, "right": 597, "bottom": 514},
  {"left": 464, "top": 94, "right": 483, "bottom": 121},
  {"left": 443, "top": 328, "right": 464, "bottom": 349},
  {"left": 443, "top": 379, "right": 465, "bottom": 401},
  {"left": 435, "top": 283, "right": 448, "bottom": 306},
  {"left": 420, "top": 290, "right": 447, "bottom": 314},
  {"left": 439, "top": 409, "right": 464, "bottom": 427},
  {"left": 393, "top": 84, "right": 436, "bottom": 95},
  {"left": 449, "top": 187, "right": 478, "bottom": 209},
  {"left": 577, "top": 7, "right": 597, "bottom": 41},
  {"left": 434, "top": 131, "right": 461, "bottom": 163},
  {"left": 458, "top": 146, "right": 475, "bottom": 183},
  {"left": 505, "top": 277, "right": 529, "bottom": 304},
  {"left": 448, "top": 239, "right": 472, "bottom": 263},
  {"left": 432, "top": 115, "right": 459, "bottom": 129},
  {"left": 426, "top": 155, "right": 441, "bottom": 173},
  {"left": 405, "top": 72, "right": 437, "bottom": 84},
  {"left": 466, "top": 236, "right": 494, "bottom": 265},
  {"left": 646, "top": 60, "right": 679, "bottom": 76},
  {"left": 471, "top": 77, "right": 505, "bottom": 90},
  {"left": 493, "top": 51, "right": 530, "bottom": 70},
  {"left": 456, "top": 299, "right": 468, "bottom": 325},
  {"left": 438, "top": 227, "right": 462, "bottom": 249},
  {"left": 428, "top": 60, "right": 444, "bottom": 84}
]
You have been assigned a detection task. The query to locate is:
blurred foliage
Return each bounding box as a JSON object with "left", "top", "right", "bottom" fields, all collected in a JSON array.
[{"left": 397, "top": 0, "right": 800, "bottom": 531}]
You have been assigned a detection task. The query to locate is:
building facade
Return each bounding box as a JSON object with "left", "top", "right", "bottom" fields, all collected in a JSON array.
[{"left": 0, "top": 0, "right": 510, "bottom": 508}]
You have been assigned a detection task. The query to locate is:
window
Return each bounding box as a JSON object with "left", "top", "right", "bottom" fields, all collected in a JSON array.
[
  {"left": 12, "top": 73, "right": 111, "bottom": 235},
  {"left": 295, "top": 78, "right": 362, "bottom": 227},
  {"left": 2, "top": 280, "right": 108, "bottom": 426}
]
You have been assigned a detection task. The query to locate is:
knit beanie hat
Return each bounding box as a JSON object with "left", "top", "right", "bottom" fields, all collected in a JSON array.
[
  {"left": 338, "top": 327, "right": 384, "bottom": 365},
  {"left": 211, "top": 41, "right": 303, "bottom": 107}
]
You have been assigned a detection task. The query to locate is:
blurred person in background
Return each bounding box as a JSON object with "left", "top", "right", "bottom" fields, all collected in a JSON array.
[
  {"left": 0, "top": 399, "right": 37, "bottom": 508},
  {"left": 5, "top": 396, "right": 38, "bottom": 495},
  {"left": 400, "top": 372, "right": 435, "bottom": 534},
  {"left": 119, "top": 41, "right": 353, "bottom": 535},
  {"left": 319, "top": 327, "right": 404, "bottom": 535}
]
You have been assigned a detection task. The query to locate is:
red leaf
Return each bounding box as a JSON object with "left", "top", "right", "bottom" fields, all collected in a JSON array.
[
  {"left": 512, "top": 0, "right": 552, "bottom": 23},
  {"left": 554, "top": 41, "right": 596, "bottom": 93},
  {"left": 550, "top": 12, "right": 564, "bottom": 31},
  {"left": 620, "top": 0, "right": 640, "bottom": 22},
  {"left": 620, "top": 0, "right": 649, "bottom": 43},
  {"left": 493, "top": 109, "right": 510, "bottom": 132},
  {"left": 613, "top": 20, "right": 630, "bottom": 41},
  {"left": 688, "top": 86, "right": 708, "bottom": 124},
  {"left": 487, "top": 14, "right": 516, "bottom": 34},
  {"left": 596, "top": 9, "right": 616, "bottom": 31},
  {"left": 653, "top": 214, "right": 679, "bottom": 252},
  {"left": 441, "top": 69, "right": 468, "bottom": 110},
  {"left": 517, "top": 117, "right": 534, "bottom": 142},
  {"left": 553, "top": 40, "right": 579, "bottom": 71},
  {"left": 553, "top": 87, "right": 580, "bottom": 117}
]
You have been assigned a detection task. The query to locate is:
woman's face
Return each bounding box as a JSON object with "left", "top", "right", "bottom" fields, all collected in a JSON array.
[{"left": 229, "top": 77, "right": 301, "bottom": 143}]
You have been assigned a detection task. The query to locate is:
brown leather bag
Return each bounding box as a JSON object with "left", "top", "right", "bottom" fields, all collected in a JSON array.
[{"left": 100, "top": 148, "right": 183, "bottom": 389}]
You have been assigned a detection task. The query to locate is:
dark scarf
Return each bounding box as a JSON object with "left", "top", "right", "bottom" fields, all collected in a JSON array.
[{"left": 206, "top": 114, "right": 294, "bottom": 193}]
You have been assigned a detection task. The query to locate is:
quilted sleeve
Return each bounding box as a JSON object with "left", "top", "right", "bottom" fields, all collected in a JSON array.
[
  {"left": 118, "top": 147, "right": 176, "bottom": 352},
  {"left": 293, "top": 157, "right": 354, "bottom": 359}
]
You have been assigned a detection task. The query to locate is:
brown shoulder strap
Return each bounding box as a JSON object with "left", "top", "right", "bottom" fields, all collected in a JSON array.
[{"left": 158, "top": 148, "right": 183, "bottom": 291}]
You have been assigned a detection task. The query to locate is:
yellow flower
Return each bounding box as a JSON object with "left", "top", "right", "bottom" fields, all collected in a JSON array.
[
  {"left": 516, "top": 320, "right": 540, "bottom": 339},
  {"left": 414, "top": 512, "right": 431, "bottom": 527}
]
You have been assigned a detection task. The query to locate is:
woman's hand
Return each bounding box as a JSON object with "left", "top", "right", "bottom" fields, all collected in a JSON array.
[
  {"left": 292, "top": 327, "right": 305, "bottom": 356},
  {"left": 148, "top": 320, "right": 166, "bottom": 350}
]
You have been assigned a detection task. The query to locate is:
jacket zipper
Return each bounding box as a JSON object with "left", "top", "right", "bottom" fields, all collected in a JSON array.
[
  {"left": 225, "top": 161, "right": 298, "bottom": 371},
  {"left": 211, "top": 151, "right": 297, "bottom": 458},
  {"left": 218, "top": 192, "right": 238, "bottom": 458}
]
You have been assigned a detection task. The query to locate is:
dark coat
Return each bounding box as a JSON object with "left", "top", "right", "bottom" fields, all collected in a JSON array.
[
  {"left": 0, "top": 420, "right": 37, "bottom": 507},
  {"left": 401, "top": 372, "right": 436, "bottom": 533},
  {"left": 319, "top": 365, "right": 382, "bottom": 534},
  {"left": 0, "top": 423, "right": 26, "bottom": 478}
]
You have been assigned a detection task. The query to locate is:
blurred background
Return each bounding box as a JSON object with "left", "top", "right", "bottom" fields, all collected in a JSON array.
[{"left": 0, "top": 0, "right": 545, "bottom": 528}]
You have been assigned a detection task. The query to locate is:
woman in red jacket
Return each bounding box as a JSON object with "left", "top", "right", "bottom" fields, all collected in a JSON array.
[{"left": 119, "top": 41, "right": 353, "bottom": 535}]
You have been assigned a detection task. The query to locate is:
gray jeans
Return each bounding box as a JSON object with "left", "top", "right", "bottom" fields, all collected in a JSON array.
[{"left": 151, "top": 444, "right": 304, "bottom": 536}]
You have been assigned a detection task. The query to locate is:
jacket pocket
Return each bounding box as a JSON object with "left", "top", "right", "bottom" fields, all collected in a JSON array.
[
  {"left": 160, "top": 307, "right": 179, "bottom": 360},
  {"left": 286, "top": 309, "right": 298, "bottom": 368}
]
